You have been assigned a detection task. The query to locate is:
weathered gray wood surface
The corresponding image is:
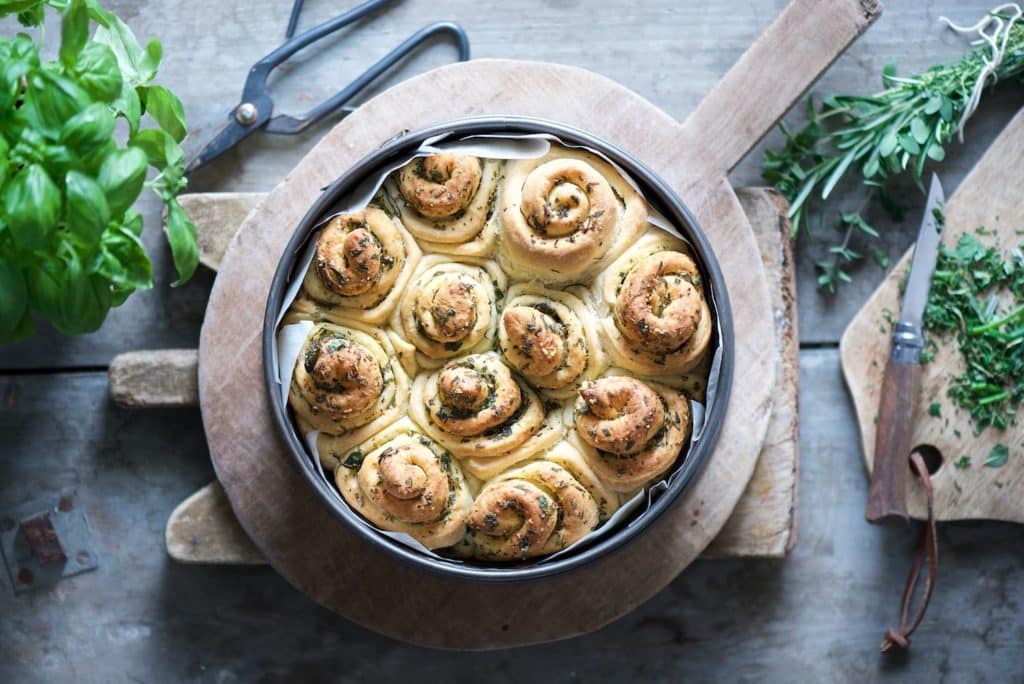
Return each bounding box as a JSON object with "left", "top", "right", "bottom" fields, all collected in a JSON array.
[
  {"left": 2, "top": 355, "right": 1022, "bottom": 681},
  {"left": 2, "top": 0, "right": 1023, "bottom": 678}
]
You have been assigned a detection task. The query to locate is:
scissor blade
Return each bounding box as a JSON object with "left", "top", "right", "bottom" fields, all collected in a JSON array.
[
  {"left": 183, "top": 108, "right": 260, "bottom": 175},
  {"left": 900, "top": 174, "right": 946, "bottom": 329}
]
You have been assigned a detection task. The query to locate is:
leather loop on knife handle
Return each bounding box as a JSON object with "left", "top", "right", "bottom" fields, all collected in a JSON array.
[
  {"left": 881, "top": 451, "right": 938, "bottom": 652},
  {"left": 866, "top": 356, "right": 921, "bottom": 524}
]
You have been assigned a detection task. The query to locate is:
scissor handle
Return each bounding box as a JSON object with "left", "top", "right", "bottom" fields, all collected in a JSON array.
[
  {"left": 241, "top": 0, "right": 393, "bottom": 103},
  {"left": 265, "top": 21, "right": 471, "bottom": 135}
]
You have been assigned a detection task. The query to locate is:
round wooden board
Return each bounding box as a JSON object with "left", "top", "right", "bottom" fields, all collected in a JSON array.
[{"left": 199, "top": 59, "right": 776, "bottom": 649}]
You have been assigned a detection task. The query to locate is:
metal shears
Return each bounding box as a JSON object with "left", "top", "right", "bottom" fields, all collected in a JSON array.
[{"left": 184, "top": 0, "right": 470, "bottom": 174}]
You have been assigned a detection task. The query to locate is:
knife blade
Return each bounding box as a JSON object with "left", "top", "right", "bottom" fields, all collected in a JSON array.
[{"left": 865, "top": 174, "right": 945, "bottom": 525}]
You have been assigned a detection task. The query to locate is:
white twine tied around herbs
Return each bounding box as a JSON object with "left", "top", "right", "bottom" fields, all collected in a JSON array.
[{"left": 940, "top": 2, "right": 1024, "bottom": 142}]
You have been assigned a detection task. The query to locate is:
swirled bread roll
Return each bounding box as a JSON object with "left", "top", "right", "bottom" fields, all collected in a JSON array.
[
  {"left": 571, "top": 376, "right": 691, "bottom": 492},
  {"left": 290, "top": 207, "right": 420, "bottom": 325},
  {"left": 389, "top": 154, "right": 502, "bottom": 257},
  {"left": 289, "top": 321, "right": 409, "bottom": 467},
  {"left": 466, "top": 441, "right": 618, "bottom": 560},
  {"left": 409, "top": 352, "right": 562, "bottom": 480},
  {"left": 389, "top": 255, "right": 507, "bottom": 373},
  {"left": 334, "top": 419, "right": 473, "bottom": 549},
  {"left": 497, "top": 283, "right": 607, "bottom": 399},
  {"left": 498, "top": 146, "right": 647, "bottom": 284},
  {"left": 595, "top": 231, "right": 713, "bottom": 375}
]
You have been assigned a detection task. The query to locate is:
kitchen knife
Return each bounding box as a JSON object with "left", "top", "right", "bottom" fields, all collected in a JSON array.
[{"left": 866, "top": 174, "right": 945, "bottom": 525}]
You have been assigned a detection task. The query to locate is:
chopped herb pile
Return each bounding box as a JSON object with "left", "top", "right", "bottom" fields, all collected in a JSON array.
[{"left": 924, "top": 231, "right": 1024, "bottom": 432}]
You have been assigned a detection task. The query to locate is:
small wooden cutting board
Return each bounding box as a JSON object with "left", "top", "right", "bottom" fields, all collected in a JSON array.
[{"left": 840, "top": 106, "right": 1024, "bottom": 523}]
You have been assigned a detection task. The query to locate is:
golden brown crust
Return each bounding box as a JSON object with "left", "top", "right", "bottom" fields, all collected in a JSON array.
[
  {"left": 572, "top": 376, "right": 692, "bottom": 492},
  {"left": 466, "top": 442, "right": 617, "bottom": 560},
  {"left": 498, "top": 147, "right": 647, "bottom": 283},
  {"left": 288, "top": 321, "right": 409, "bottom": 468},
  {"left": 292, "top": 207, "right": 420, "bottom": 325},
  {"left": 596, "top": 232, "right": 713, "bottom": 375},
  {"left": 391, "top": 155, "right": 501, "bottom": 257},
  {"left": 335, "top": 419, "right": 473, "bottom": 549}
]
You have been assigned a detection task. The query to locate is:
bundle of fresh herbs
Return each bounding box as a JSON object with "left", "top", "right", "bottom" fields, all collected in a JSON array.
[
  {"left": 763, "top": 4, "right": 1024, "bottom": 292},
  {"left": 924, "top": 231, "right": 1024, "bottom": 433},
  {"left": 0, "top": 0, "right": 196, "bottom": 340}
]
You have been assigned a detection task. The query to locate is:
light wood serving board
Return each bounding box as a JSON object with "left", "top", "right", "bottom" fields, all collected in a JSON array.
[
  {"left": 193, "top": 0, "right": 878, "bottom": 649},
  {"left": 108, "top": 186, "right": 799, "bottom": 563},
  {"left": 841, "top": 106, "right": 1024, "bottom": 523}
]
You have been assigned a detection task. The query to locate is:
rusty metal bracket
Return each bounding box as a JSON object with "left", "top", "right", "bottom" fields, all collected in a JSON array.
[{"left": 1, "top": 492, "right": 98, "bottom": 594}]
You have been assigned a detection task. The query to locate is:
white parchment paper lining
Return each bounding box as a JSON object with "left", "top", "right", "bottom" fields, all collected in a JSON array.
[{"left": 270, "top": 131, "right": 724, "bottom": 564}]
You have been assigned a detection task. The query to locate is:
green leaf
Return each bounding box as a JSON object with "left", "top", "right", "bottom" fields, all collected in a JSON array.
[
  {"left": 60, "top": 102, "right": 116, "bottom": 156},
  {"left": 939, "top": 97, "right": 954, "bottom": 123},
  {"left": 97, "top": 146, "right": 148, "bottom": 215},
  {"left": 130, "top": 126, "right": 180, "bottom": 167},
  {"left": 926, "top": 144, "right": 945, "bottom": 162},
  {"left": 0, "top": 254, "right": 30, "bottom": 340},
  {"left": 2, "top": 163, "right": 60, "bottom": 250},
  {"left": 93, "top": 15, "right": 155, "bottom": 86},
  {"left": 55, "top": 262, "right": 110, "bottom": 335},
  {"left": 100, "top": 222, "right": 152, "bottom": 291},
  {"left": 984, "top": 444, "right": 1009, "bottom": 468},
  {"left": 139, "top": 85, "right": 186, "bottom": 142},
  {"left": 65, "top": 170, "right": 110, "bottom": 249},
  {"left": 0, "top": 136, "right": 8, "bottom": 188},
  {"left": 20, "top": 70, "right": 91, "bottom": 134},
  {"left": 73, "top": 41, "right": 122, "bottom": 103},
  {"left": 110, "top": 80, "right": 142, "bottom": 134},
  {"left": 141, "top": 39, "right": 161, "bottom": 79},
  {"left": 164, "top": 197, "right": 198, "bottom": 286},
  {"left": 923, "top": 95, "right": 942, "bottom": 115},
  {"left": 897, "top": 132, "right": 920, "bottom": 156},
  {"left": 910, "top": 117, "right": 929, "bottom": 145},
  {"left": 25, "top": 253, "right": 66, "bottom": 323},
  {"left": 60, "top": 0, "right": 90, "bottom": 66},
  {"left": 928, "top": 402, "right": 941, "bottom": 417}
]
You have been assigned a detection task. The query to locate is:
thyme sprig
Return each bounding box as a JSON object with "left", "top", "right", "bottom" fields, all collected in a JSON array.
[{"left": 763, "top": 7, "right": 1024, "bottom": 292}]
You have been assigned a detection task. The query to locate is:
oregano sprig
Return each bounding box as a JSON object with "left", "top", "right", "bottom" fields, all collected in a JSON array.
[{"left": 763, "top": 6, "right": 1024, "bottom": 293}]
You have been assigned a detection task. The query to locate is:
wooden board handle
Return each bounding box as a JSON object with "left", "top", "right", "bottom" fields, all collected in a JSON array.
[
  {"left": 675, "top": 0, "right": 881, "bottom": 179},
  {"left": 865, "top": 354, "right": 920, "bottom": 525}
]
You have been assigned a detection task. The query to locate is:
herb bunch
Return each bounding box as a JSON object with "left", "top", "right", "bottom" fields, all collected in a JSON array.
[
  {"left": 924, "top": 232, "right": 1024, "bottom": 432},
  {"left": 0, "top": 0, "right": 197, "bottom": 340},
  {"left": 762, "top": 8, "right": 1024, "bottom": 292}
]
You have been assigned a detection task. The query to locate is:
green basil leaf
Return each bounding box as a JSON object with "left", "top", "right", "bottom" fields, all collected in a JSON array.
[
  {"left": 3, "top": 163, "right": 60, "bottom": 250},
  {"left": 21, "top": 70, "right": 91, "bottom": 134},
  {"left": 73, "top": 41, "right": 122, "bottom": 103},
  {"left": 100, "top": 223, "right": 152, "bottom": 290},
  {"left": 60, "top": 101, "right": 116, "bottom": 155},
  {"left": 0, "top": 253, "right": 30, "bottom": 340},
  {"left": 25, "top": 253, "right": 65, "bottom": 323},
  {"left": 110, "top": 81, "right": 141, "bottom": 134},
  {"left": 60, "top": 0, "right": 90, "bottom": 66},
  {"left": 65, "top": 170, "right": 110, "bottom": 249},
  {"left": 97, "top": 146, "right": 148, "bottom": 216},
  {"left": 16, "top": 4, "right": 44, "bottom": 27},
  {"left": 56, "top": 262, "right": 110, "bottom": 335},
  {"left": 0, "top": 136, "right": 8, "bottom": 187},
  {"left": 129, "top": 126, "right": 174, "bottom": 166},
  {"left": 141, "top": 38, "right": 161, "bottom": 79},
  {"left": 139, "top": 84, "right": 186, "bottom": 142},
  {"left": 164, "top": 197, "right": 198, "bottom": 286},
  {"left": 93, "top": 14, "right": 153, "bottom": 86}
]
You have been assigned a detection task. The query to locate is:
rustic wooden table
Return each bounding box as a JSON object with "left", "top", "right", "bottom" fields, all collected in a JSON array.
[{"left": 2, "top": 1, "right": 1022, "bottom": 681}]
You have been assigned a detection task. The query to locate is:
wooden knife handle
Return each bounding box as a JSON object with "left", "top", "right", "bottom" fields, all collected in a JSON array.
[{"left": 865, "top": 339, "right": 922, "bottom": 525}]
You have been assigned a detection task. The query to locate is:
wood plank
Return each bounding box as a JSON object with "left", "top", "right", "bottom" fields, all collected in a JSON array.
[
  {"left": 4, "top": 359, "right": 1023, "bottom": 681},
  {"left": 841, "top": 107, "right": 1024, "bottom": 523},
  {"left": 108, "top": 350, "right": 199, "bottom": 408},
  {"left": 706, "top": 188, "right": 799, "bottom": 557}
]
